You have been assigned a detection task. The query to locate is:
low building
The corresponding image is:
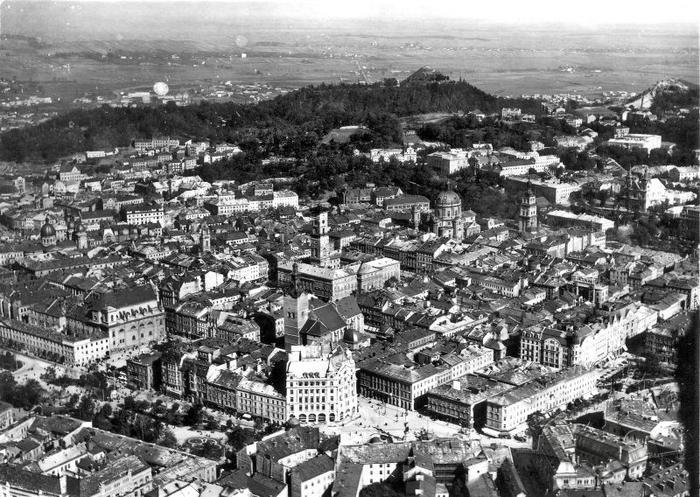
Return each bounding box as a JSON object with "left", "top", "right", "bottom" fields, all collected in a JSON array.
[{"left": 547, "top": 210, "right": 615, "bottom": 232}]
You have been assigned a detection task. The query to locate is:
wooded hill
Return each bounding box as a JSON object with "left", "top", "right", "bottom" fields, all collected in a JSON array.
[{"left": 0, "top": 76, "right": 543, "bottom": 163}]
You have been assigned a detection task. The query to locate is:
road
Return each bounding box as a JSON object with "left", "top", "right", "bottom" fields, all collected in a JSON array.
[{"left": 323, "top": 397, "right": 532, "bottom": 450}]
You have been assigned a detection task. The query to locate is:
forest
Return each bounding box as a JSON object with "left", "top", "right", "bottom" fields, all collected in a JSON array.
[{"left": 0, "top": 76, "right": 542, "bottom": 163}]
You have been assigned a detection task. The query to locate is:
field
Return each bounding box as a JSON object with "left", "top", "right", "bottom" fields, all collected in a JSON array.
[{"left": 0, "top": 4, "right": 698, "bottom": 105}]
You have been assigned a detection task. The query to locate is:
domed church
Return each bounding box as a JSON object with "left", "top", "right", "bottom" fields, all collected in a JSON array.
[{"left": 430, "top": 184, "right": 466, "bottom": 240}]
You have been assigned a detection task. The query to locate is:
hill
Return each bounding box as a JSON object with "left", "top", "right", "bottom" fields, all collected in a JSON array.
[
  {"left": 626, "top": 78, "right": 699, "bottom": 112},
  {"left": 0, "top": 74, "right": 543, "bottom": 163}
]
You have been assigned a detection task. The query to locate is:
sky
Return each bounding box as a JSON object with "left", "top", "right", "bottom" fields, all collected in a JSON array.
[
  {"left": 246, "top": 0, "right": 700, "bottom": 25},
  {"left": 1, "top": 0, "right": 699, "bottom": 26}
]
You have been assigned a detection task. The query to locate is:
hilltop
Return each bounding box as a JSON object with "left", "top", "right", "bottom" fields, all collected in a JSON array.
[
  {"left": 627, "top": 78, "right": 699, "bottom": 112},
  {"left": 0, "top": 74, "right": 542, "bottom": 163}
]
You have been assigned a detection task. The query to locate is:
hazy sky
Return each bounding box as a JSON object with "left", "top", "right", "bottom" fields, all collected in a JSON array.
[
  {"left": 239, "top": 0, "right": 700, "bottom": 24},
  {"left": 2, "top": 0, "right": 699, "bottom": 25}
]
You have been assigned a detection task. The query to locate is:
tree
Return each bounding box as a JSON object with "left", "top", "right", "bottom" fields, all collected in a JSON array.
[
  {"left": 227, "top": 426, "right": 256, "bottom": 451},
  {"left": 184, "top": 404, "right": 204, "bottom": 427},
  {"left": 158, "top": 428, "right": 178, "bottom": 448},
  {"left": 14, "top": 380, "right": 44, "bottom": 409},
  {"left": 0, "top": 371, "right": 16, "bottom": 402},
  {"left": 74, "top": 395, "right": 96, "bottom": 421}
]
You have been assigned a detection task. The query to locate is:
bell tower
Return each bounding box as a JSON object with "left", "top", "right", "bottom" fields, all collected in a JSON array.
[
  {"left": 519, "top": 180, "right": 538, "bottom": 233},
  {"left": 200, "top": 222, "right": 211, "bottom": 253}
]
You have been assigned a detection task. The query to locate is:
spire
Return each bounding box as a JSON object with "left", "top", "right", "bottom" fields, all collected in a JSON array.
[{"left": 290, "top": 262, "right": 301, "bottom": 298}]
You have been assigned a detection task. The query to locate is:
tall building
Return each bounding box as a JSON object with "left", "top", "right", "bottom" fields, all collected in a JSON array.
[
  {"left": 286, "top": 344, "right": 358, "bottom": 425},
  {"left": 519, "top": 181, "right": 538, "bottom": 233},
  {"left": 284, "top": 264, "right": 312, "bottom": 351},
  {"left": 308, "top": 207, "right": 337, "bottom": 268}
]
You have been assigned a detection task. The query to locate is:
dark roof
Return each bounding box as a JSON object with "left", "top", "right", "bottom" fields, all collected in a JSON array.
[
  {"left": 0, "top": 465, "right": 64, "bottom": 494},
  {"left": 87, "top": 285, "right": 157, "bottom": 310},
  {"left": 291, "top": 454, "right": 335, "bottom": 481}
]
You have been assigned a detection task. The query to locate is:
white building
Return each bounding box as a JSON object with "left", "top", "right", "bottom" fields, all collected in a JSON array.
[
  {"left": 607, "top": 133, "right": 662, "bottom": 152},
  {"left": 370, "top": 147, "right": 417, "bottom": 164},
  {"left": 428, "top": 150, "right": 471, "bottom": 175},
  {"left": 286, "top": 344, "right": 358, "bottom": 425}
]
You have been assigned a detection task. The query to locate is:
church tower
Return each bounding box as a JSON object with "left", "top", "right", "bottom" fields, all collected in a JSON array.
[
  {"left": 284, "top": 263, "right": 311, "bottom": 351},
  {"left": 76, "top": 223, "right": 88, "bottom": 250},
  {"left": 200, "top": 222, "right": 211, "bottom": 253},
  {"left": 519, "top": 181, "right": 538, "bottom": 233},
  {"left": 411, "top": 205, "right": 421, "bottom": 230}
]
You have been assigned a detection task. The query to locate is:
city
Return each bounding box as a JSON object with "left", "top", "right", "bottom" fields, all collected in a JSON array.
[{"left": 0, "top": 2, "right": 697, "bottom": 497}]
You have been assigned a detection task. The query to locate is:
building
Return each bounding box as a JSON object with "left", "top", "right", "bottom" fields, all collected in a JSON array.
[
  {"left": 357, "top": 257, "right": 401, "bottom": 292},
  {"left": 358, "top": 346, "right": 494, "bottom": 411},
  {"left": 642, "top": 463, "right": 690, "bottom": 497},
  {"left": 428, "top": 150, "right": 472, "bottom": 176},
  {"left": 519, "top": 184, "right": 538, "bottom": 233},
  {"left": 278, "top": 261, "right": 357, "bottom": 302},
  {"left": 507, "top": 176, "right": 583, "bottom": 206},
  {"left": 80, "top": 286, "right": 165, "bottom": 353},
  {"left": 124, "top": 203, "right": 165, "bottom": 226},
  {"left": 236, "top": 377, "right": 287, "bottom": 425},
  {"left": 133, "top": 137, "right": 180, "bottom": 151},
  {"left": 575, "top": 425, "right": 648, "bottom": 479},
  {"left": 383, "top": 195, "right": 431, "bottom": 213},
  {"left": 484, "top": 367, "right": 599, "bottom": 433},
  {"left": 607, "top": 130, "right": 662, "bottom": 152},
  {"left": 126, "top": 352, "right": 162, "bottom": 390},
  {"left": 370, "top": 147, "right": 417, "bottom": 164},
  {"left": 0, "top": 317, "right": 109, "bottom": 366},
  {"left": 429, "top": 187, "right": 467, "bottom": 240},
  {"left": 547, "top": 210, "right": 615, "bottom": 232},
  {"left": 308, "top": 207, "right": 336, "bottom": 268},
  {"left": 58, "top": 165, "right": 85, "bottom": 183},
  {"left": 286, "top": 344, "right": 358, "bottom": 425}
]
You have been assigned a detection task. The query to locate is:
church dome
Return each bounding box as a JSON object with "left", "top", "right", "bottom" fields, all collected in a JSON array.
[
  {"left": 436, "top": 189, "right": 461, "bottom": 208},
  {"left": 40, "top": 220, "right": 56, "bottom": 238}
]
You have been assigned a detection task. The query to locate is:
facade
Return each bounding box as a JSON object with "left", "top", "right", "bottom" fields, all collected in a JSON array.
[
  {"left": 428, "top": 150, "right": 471, "bottom": 175},
  {"left": 507, "top": 176, "right": 583, "bottom": 206},
  {"left": 484, "top": 367, "right": 599, "bottom": 433},
  {"left": 124, "top": 204, "right": 165, "bottom": 226},
  {"left": 383, "top": 195, "right": 431, "bottom": 213},
  {"left": 547, "top": 210, "right": 615, "bottom": 232},
  {"left": 82, "top": 286, "right": 165, "bottom": 353},
  {"left": 356, "top": 257, "right": 401, "bottom": 292},
  {"left": 236, "top": 377, "right": 287, "bottom": 425},
  {"left": 607, "top": 132, "right": 662, "bottom": 152},
  {"left": 0, "top": 317, "right": 109, "bottom": 366},
  {"left": 358, "top": 346, "right": 494, "bottom": 411},
  {"left": 370, "top": 147, "right": 416, "bottom": 164},
  {"left": 126, "top": 352, "right": 162, "bottom": 390},
  {"left": 286, "top": 344, "right": 358, "bottom": 425},
  {"left": 278, "top": 261, "right": 357, "bottom": 302}
]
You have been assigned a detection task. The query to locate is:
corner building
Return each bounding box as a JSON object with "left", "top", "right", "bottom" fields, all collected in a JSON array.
[{"left": 286, "top": 344, "right": 358, "bottom": 425}]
